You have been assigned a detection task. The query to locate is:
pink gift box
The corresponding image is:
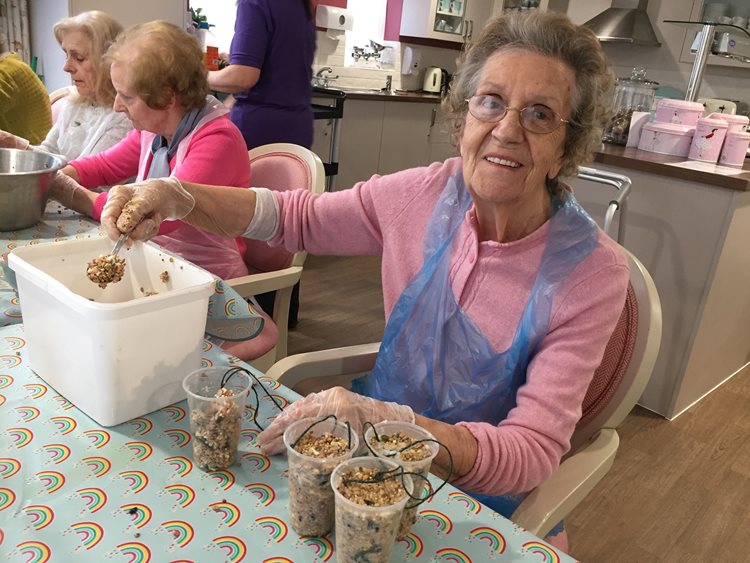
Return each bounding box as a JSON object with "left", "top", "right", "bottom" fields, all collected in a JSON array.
[
  {"left": 654, "top": 99, "right": 704, "bottom": 126},
  {"left": 718, "top": 131, "right": 750, "bottom": 167},
  {"left": 637, "top": 122, "right": 694, "bottom": 157},
  {"left": 709, "top": 112, "right": 749, "bottom": 133},
  {"left": 688, "top": 117, "right": 729, "bottom": 163}
]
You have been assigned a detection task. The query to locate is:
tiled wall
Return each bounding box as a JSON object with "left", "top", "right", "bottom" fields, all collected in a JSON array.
[{"left": 313, "top": 30, "right": 462, "bottom": 92}]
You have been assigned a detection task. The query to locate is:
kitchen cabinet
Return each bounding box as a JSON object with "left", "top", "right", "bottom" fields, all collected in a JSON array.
[
  {"left": 675, "top": 0, "right": 750, "bottom": 71},
  {"left": 29, "top": 0, "right": 188, "bottom": 91},
  {"left": 312, "top": 97, "right": 457, "bottom": 190},
  {"left": 401, "top": 0, "right": 494, "bottom": 44}
]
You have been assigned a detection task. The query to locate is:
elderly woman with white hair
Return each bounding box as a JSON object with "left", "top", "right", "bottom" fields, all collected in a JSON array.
[
  {"left": 0, "top": 11, "right": 131, "bottom": 160},
  {"left": 96, "top": 11, "right": 627, "bottom": 549}
]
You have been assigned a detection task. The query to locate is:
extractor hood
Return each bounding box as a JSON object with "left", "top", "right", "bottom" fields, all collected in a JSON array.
[{"left": 583, "top": 0, "right": 661, "bottom": 47}]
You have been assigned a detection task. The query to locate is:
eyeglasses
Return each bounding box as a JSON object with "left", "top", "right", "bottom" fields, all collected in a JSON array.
[{"left": 465, "top": 94, "right": 569, "bottom": 134}]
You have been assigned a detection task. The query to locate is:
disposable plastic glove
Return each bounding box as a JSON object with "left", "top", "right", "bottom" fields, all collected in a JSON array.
[
  {"left": 100, "top": 177, "right": 195, "bottom": 241},
  {"left": 257, "top": 386, "right": 415, "bottom": 455},
  {"left": 47, "top": 171, "right": 83, "bottom": 210},
  {"left": 0, "top": 130, "right": 30, "bottom": 150}
]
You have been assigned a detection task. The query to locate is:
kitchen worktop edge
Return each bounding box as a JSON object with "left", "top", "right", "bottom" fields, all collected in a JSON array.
[{"left": 593, "top": 144, "right": 750, "bottom": 191}]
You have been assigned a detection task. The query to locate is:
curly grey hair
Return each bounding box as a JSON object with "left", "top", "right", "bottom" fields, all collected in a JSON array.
[{"left": 444, "top": 10, "right": 613, "bottom": 182}]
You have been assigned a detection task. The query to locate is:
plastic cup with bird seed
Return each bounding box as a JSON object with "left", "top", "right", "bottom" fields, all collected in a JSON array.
[
  {"left": 182, "top": 367, "right": 251, "bottom": 471},
  {"left": 332, "top": 456, "right": 413, "bottom": 563},
  {"left": 364, "top": 421, "right": 439, "bottom": 539},
  {"left": 283, "top": 416, "right": 359, "bottom": 537}
]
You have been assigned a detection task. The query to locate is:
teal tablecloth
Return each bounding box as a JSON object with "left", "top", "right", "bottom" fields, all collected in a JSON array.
[
  {"left": 0, "top": 323, "right": 576, "bottom": 562},
  {"left": 0, "top": 202, "right": 263, "bottom": 340}
]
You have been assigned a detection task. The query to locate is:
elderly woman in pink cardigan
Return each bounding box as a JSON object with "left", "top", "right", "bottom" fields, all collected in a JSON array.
[{"left": 98, "top": 12, "right": 628, "bottom": 549}]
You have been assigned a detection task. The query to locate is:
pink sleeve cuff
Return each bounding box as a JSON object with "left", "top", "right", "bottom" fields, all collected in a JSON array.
[{"left": 91, "top": 192, "right": 108, "bottom": 222}]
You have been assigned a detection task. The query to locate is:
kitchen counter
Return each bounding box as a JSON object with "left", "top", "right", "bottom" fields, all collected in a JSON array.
[
  {"left": 570, "top": 146, "right": 750, "bottom": 419},
  {"left": 593, "top": 144, "right": 750, "bottom": 191},
  {"left": 314, "top": 86, "right": 443, "bottom": 104}
]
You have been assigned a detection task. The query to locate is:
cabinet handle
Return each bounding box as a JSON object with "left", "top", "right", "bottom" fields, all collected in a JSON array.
[
  {"left": 469, "top": 20, "right": 474, "bottom": 40},
  {"left": 428, "top": 107, "right": 437, "bottom": 137}
]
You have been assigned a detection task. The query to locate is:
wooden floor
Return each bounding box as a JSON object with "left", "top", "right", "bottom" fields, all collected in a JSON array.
[{"left": 288, "top": 255, "right": 750, "bottom": 563}]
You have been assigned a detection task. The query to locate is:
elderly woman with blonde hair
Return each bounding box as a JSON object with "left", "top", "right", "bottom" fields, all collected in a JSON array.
[
  {"left": 97, "top": 11, "right": 626, "bottom": 549},
  {"left": 0, "top": 11, "right": 131, "bottom": 160}
]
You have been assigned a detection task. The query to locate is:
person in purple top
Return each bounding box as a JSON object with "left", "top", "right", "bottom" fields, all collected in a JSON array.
[{"left": 208, "top": 0, "right": 316, "bottom": 150}]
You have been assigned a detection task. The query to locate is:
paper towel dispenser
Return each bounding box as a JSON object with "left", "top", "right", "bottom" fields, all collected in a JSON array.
[{"left": 315, "top": 5, "right": 354, "bottom": 31}]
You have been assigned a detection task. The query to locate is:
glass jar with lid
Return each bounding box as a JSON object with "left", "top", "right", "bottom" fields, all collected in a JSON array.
[{"left": 603, "top": 67, "right": 659, "bottom": 145}]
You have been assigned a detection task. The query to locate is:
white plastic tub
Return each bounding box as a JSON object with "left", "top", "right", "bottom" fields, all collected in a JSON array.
[{"left": 8, "top": 237, "right": 215, "bottom": 426}]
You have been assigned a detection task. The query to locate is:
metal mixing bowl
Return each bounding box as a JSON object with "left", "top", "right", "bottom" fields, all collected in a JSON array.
[{"left": 0, "top": 148, "right": 67, "bottom": 231}]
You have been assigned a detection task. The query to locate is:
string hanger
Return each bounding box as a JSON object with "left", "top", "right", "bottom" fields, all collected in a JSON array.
[{"left": 220, "top": 366, "right": 284, "bottom": 430}]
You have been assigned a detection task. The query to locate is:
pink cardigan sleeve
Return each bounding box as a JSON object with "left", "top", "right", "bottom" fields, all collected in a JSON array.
[
  {"left": 70, "top": 129, "right": 142, "bottom": 188},
  {"left": 453, "top": 256, "right": 629, "bottom": 495}
]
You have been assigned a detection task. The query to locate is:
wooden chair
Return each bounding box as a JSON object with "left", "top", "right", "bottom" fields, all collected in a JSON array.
[
  {"left": 265, "top": 247, "right": 662, "bottom": 536},
  {"left": 224, "top": 143, "right": 325, "bottom": 372}
]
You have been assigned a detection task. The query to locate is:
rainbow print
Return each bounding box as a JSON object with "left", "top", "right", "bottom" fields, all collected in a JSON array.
[
  {"left": 225, "top": 298, "right": 238, "bottom": 316},
  {"left": 164, "top": 484, "right": 196, "bottom": 508},
  {"left": 52, "top": 395, "right": 74, "bottom": 410},
  {"left": 240, "top": 428, "right": 260, "bottom": 444},
  {"left": 43, "top": 443, "right": 71, "bottom": 464},
  {"left": 522, "top": 541, "right": 561, "bottom": 563},
  {"left": 2, "top": 354, "right": 22, "bottom": 369},
  {"left": 15, "top": 540, "right": 51, "bottom": 563},
  {"left": 164, "top": 428, "right": 191, "bottom": 448},
  {"left": 468, "top": 526, "right": 506, "bottom": 554},
  {"left": 0, "top": 457, "right": 21, "bottom": 479},
  {"left": 119, "top": 470, "right": 149, "bottom": 494},
  {"left": 0, "top": 394, "right": 5, "bottom": 407},
  {"left": 164, "top": 455, "right": 193, "bottom": 477},
  {"left": 116, "top": 542, "right": 151, "bottom": 563},
  {"left": 22, "top": 504, "right": 54, "bottom": 530},
  {"left": 269, "top": 394, "right": 289, "bottom": 409},
  {"left": 397, "top": 532, "right": 424, "bottom": 558},
  {"left": 435, "top": 547, "right": 472, "bottom": 562},
  {"left": 22, "top": 382, "right": 47, "bottom": 397},
  {"left": 0, "top": 374, "right": 14, "bottom": 389},
  {"left": 301, "top": 536, "right": 334, "bottom": 562},
  {"left": 255, "top": 516, "right": 288, "bottom": 543},
  {"left": 245, "top": 483, "right": 276, "bottom": 507},
  {"left": 15, "top": 405, "right": 40, "bottom": 421},
  {"left": 209, "top": 469, "right": 235, "bottom": 490},
  {"left": 242, "top": 452, "right": 270, "bottom": 473},
  {"left": 35, "top": 471, "right": 65, "bottom": 493},
  {"left": 201, "top": 357, "right": 214, "bottom": 368},
  {"left": 82, "top": 456, "right": 111, "bottom": 477},
  {"left": 447, "top": 491, "right": 482, "bottom": 514},
  {"left": 262, "top": 558, "right": 293, "bottom": 563},
  {"left": 8, "top": 427, "right": 33, "bottom": 448},
  {"left": 71, "top": 521, "right": 104, "bottom": 550},
  {"left": 214, "top": 279, "right": 225, "bottom": 294},
  {"left": 202, "top": 340, "right": 214, "bottom": 351},
  {"left": 4, "top": 335, "right": 26, "bottom": 349},
  {"left": 83, "top": 429, "right": 111, "bottom": 448},
  {"left": 121, "top": 503, "right": 152, "bottom": 528},
  {"left": 209, "top": 500, "right": 241, "bottom": 527},
  {"left": 258, "top": 376, "right": 280, "bottom": 390},
  {"left": 420, "top": 510, "right": 454, "bottom": 535},
  {"left": 50, "top": 416, "right": 77, "bottom": 435},
  {"left": 0, "top": 487, "right": 16, "bottom": 510},
  {"left": 127, "top": 418, "right": 153, "bottom": 436},
  {"left": 161, "top": 405, "right": 186, "bottom": 421},
  {"left": 125, "top": 441, "right": 154, "bottom": 461},
  {"left": 213, "top": 536, "right": 247, "bottom": 562},
  {"left": 162, "top": 520, "right": 194, "bottom": 548},
  {"left": 76, "top": 487, "right": 107, "bottom": 513}
]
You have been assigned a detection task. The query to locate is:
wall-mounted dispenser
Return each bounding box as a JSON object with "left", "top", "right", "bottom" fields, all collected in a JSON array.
[
  {"left": 401, "top": 46, "right": 422, "bottom": 76},
  {"left": 315, "top": 5, "right": 354, "bottom": 31}
]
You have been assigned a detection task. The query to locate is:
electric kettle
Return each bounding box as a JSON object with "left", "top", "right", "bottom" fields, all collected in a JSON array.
[{"left": 423, "top": 67, "right": 448, "bottom": 95}]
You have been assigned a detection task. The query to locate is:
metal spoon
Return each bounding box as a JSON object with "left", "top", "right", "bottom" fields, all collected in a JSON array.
[{"left": 110, "top": 233, "right": 127, "bottom": 258}]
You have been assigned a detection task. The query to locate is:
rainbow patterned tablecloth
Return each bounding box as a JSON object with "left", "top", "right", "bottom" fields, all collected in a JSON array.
[{"left": 0, "top": 327, "right": 576, "bottom": 563}]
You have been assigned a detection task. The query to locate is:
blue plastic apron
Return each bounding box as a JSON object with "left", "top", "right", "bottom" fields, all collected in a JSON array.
[{"left": 352, "top": 170, "right": 598, "bottom": 523}]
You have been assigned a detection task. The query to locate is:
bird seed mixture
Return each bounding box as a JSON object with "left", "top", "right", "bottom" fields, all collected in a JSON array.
[
  {"left": 287, "top": 431, "right": 353, "bottom": 537},
  {"left": 86, "top": 254, "right": 126, "bottom": 289},
  {"left": 369, "top": 431, "right": 431, "bottom": 462},
  {"left": 189, "top": 387, "right": 242, "bottom": 471},
  {"left": 335, "top": 467, "right": 408, "bottom": 563}
]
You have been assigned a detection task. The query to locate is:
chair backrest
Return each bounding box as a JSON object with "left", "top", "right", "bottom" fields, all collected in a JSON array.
[
  {"left": 243, "top": 143, "right": 326, "bottom": 273},
  {"left": 49, "top": 86, "right": 74, "bottom": 124},
  {"left": 570, "top": 247, "right": 662, "bottom": 454}
]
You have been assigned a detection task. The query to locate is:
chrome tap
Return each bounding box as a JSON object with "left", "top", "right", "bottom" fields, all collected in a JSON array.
[
  {"left": 382, "top": 75, "right": 392, "bottom": 94},
  {"left": 314, "top": 67, "right": 338, "bottom": 88}
]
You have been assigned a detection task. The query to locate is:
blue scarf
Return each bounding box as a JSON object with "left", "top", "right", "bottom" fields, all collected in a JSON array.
[{"left": 147, "top": 104, "right": 207, "bottom": 179}]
